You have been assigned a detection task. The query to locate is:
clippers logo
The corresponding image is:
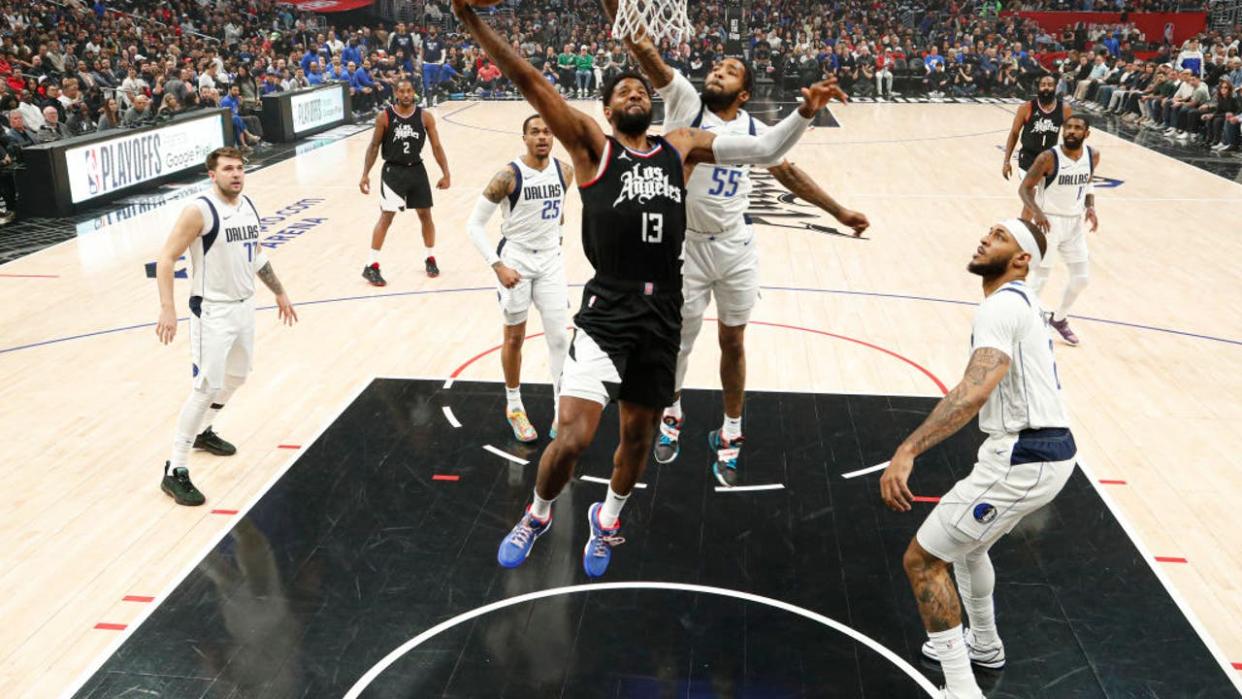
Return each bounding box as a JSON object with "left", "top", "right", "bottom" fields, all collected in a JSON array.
[
  {"left": 1030, "top": 117, "right": 1059, "bottom": 134},
  {"left": 391, "top": 123, "right": 422, "bottom": 141},
  {"left": 613, "top": 164, "right": 682, "bottom": 206},
  {"left": 973, "top": 503, "right": 998, "bottom": 524}
]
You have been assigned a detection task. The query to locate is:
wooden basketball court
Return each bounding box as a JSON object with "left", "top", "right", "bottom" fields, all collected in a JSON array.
[{"left": 1, "top": 99, "right": 1240, "bottom": 697}]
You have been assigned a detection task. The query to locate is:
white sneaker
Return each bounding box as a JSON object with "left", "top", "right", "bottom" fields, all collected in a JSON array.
[{"left": 921, "top": 627, "right": 1006, "bottom": 669}]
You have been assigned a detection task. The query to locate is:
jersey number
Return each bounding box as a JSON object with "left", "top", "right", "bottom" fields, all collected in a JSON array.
[
  {"left": 403, "top": 141, "right": 411, "bottom": 154},
  {"left": 243, "top": 241, "right": 258, "bottom": 262},
  {"left": 708, "top": 167, "right": 741, "bottom": 197},
  {"left": 541, "top": 199, "right": 561, "bottom": 220},
  {"left": 642, "top": 212, "right": 663, "bottom": 244}
]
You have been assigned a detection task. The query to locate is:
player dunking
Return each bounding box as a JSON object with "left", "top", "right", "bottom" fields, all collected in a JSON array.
[
  {"left": 881, "top": 218, "right": 1075, "bottom": 699},
  {"left": 466, "top": 114, "right": 572, "bottom": 442},
  {"left": 359, "top": 79, "right": 451, "bottom": 284},
  {"left": 1002, "top": 75, "right": 1071, "bottom": 219},
  {"left": 452, "top": 0, "right": 837, "bottom": 577},
  {"left": 1019, "top": 114, "right": 1100, "bottom": 346},
  {"left": 607, "top": 0, "right": 870, "bottom": 485},
  {"left": 154, "top": 147, "right": 298, "bottom": 506}
]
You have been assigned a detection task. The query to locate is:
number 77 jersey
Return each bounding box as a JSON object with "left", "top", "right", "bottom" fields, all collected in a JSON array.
[
  {"left": 579, "top": 135, "right": 686, "bottom": 284},
  {"left": 188, "top": 192, "right": 267, "bottom": 303}
]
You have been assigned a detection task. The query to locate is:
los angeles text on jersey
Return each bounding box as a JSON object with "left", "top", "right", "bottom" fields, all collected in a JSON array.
[
  {"left": 85, "top": 133, "right": 163, "bottom": 196},
  {"left": 614, "top": 165, "right": 683, "bottom": 206},
  {"left": 1030, "top": 118, "right": 1059, "bottom": 134},
  {"left": 391, "top": 122, "right": 422, "bottom": 141}
]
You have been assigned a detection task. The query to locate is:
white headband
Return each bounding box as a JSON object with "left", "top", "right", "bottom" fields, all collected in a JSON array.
[{"left": 1000, "top": 218, "right": 1042, "bottom": 268}]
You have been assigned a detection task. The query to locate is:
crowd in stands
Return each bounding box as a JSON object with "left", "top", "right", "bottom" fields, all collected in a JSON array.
[{"left": 0, "top": 0, "right": 1237, "bottom": 223}]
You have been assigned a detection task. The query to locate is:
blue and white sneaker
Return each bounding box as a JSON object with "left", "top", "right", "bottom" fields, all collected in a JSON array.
[
  {"left": 582, "top": 502, "right": 625, "bottom": 578},
  {"left": 497, "top": 507, "right": 551, "bottom": 569},
  {"left": 548, "top": 421, "right": 558, "bottom": 441},
  {"left": 653, "top": 415, "right": 683, "bottom": 463},
  {"left": 708, "top": 430, "right": 744, "bottom": 487}
]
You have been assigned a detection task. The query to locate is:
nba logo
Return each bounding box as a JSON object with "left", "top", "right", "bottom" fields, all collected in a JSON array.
[{"left": 85, "top": 149, "right": 101, "bottom": 196}]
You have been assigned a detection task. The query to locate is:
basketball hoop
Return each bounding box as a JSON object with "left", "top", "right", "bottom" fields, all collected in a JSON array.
[{"left": 611, "top": 0, "right": 693, "bottom": 46}]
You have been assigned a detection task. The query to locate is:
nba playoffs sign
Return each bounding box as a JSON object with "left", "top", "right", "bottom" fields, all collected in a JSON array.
[
  {"left": 290, "top": 86, "right": 346, "bottom": 135},
  {"left": 64, "top": 113, "right": 226, "bottom": 204}
]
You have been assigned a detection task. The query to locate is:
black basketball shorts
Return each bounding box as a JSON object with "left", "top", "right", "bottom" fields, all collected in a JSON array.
[{"left": 379, "top": 161, "right": 433, "bottom": 212}]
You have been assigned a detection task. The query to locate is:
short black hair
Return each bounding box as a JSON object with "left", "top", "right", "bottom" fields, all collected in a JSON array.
[
  {"left": 1065, "top": 113, "right": 1091, "bottom": 129},
  {"left": 719, "top": 56, "right": 753, "bottom": 94},
  {"left": 522, "top": 113, "right": 543, "bottom": 133},
  {"left": 601, "top": 70, "right": 652, "bottom": 105}
]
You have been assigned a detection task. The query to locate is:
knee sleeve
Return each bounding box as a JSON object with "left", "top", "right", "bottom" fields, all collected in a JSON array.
[
  {"left": 954, "top": 549, "right": 996, "bottom": 600},
  {"left": 1027, "top": 264, "right": 1051, "bottom": 294},
  {"left": 1066, "top": 262, "right": 1090, "bottom": 293},
  {"left": 542, "top": 311, "right": 570, "bottom": 392},
  {"left": 674, "top": 307, "right": 706, "bottom": 392},
  {"left": 213, "top": 373, "right": 246, "bottom": 408}
]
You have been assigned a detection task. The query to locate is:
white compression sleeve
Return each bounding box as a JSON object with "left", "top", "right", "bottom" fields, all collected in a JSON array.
[
  {"left": 466, "top": 195, "right": 502, "bottom": 266},
  {"left": 711, "top": 110, "right": 813, "bottom": 165}
]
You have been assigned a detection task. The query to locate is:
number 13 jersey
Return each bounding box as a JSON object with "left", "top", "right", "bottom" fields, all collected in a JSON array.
[{"left": 578, "top": 135, "right": 686, "bottom": 284}]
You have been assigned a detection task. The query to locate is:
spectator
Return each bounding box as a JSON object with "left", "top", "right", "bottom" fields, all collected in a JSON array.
[
  {"left": 1164, "top": 71, "right": 1210, "bottom": 138},
  {"left": 557, "top": 44, "right": 576, "bottom": 95},
  {"left": 38, "top": 105, "right": 70, "bottom": 142},
  {"left": 1177, "top": 38, "right": 1204, "bottom": 76},
  {"left": 1200, "top": 78, "right": 1237, "bottom": 146},
  {"left": 96, "top": 96, "right": 121, "bottom": 132},
  {"left": 4, "top": 110, "right": 40, "bottom": 153},
  {"left": 157, "top": 93, "right": 181, "bottom": 118},
  {"left": 16, "top": 90, "right": 46, "bottom": 130},
  {"left": 123, "top": 93, "right": 155, "bottom": 126},
  {"left": 65, "top": 101, "right": 94, "bottom": 134},
  {"left": 1073, "top": 54, "right": 1111, "bottom": 101},
  {"left": 574, "top": 45, "right": 594, "bottom": 98}
]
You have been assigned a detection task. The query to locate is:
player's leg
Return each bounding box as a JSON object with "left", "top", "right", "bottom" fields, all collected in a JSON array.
[
  {"left": 1025, "top": 220, "right": 1055, "bottom": 296},
  {"left": 655, "top": 237, "right": 712, "bottom": 464},
  {"left": 497, "top": 328, "right": 617, "bottom": 568},
  {"left": 499, "top": 254, "right": 536, "bottom": 441},
  {"left": 902, "top": 537, "right": 984, "bottom": 698},
  {"left": 197, "top": 300, "right": 255, "bottom": 454},
  {"left": 163, "top": 301, "right": 229, "bottom": 506},
  {"left": 583, "top": 399, "right": 660, "bottom": 578},
  {"left": 707, "top": 233, "right": 760, "bottom": 486},
  {"left": 1049, "top": 217, "right": 1089, "bottom": 346},
  {"left": 532, "top": 252, "right": 571, "bottom": 438},
  {"left": 367, "top": 163, "right": 404, "bottom": 285}
]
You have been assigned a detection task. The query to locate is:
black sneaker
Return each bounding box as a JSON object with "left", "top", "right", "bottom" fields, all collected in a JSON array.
[
  {"left": 363, "top": 263, "right": 387, "bottom": 286},
  {"left": 161, "top": 463, "right": 205, "bottom": 506},
  {"left": 425, "top": 256, "right": 440, "bottom": 278},
  {"left": 194, "top": 427, "right": 236, "bottom": 456}
]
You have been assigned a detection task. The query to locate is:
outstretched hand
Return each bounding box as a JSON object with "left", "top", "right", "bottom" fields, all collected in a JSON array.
[
  {"left": 598, "top": 0, "right": 619, "bottom": 21},
  {"left": 798, "top": 77, "right": 849, "bottom": 118}
]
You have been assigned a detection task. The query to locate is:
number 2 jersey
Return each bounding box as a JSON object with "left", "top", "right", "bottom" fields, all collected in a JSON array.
[
  {"left": 382, "top": 104, "right": 426, "bottom": 166},
  {"left": 188, "top": 191, "right": 267, "bottom": 302}
]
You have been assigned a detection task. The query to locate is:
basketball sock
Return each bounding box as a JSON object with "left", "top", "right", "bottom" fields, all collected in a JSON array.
[
  {"left": 505, "top": 385, "right": 523, "bottom": 411},
  {"left": 1053, "top": 262, "right": 1090, "bottom": 322},
  {"left": 666, "top": 398, "right": 682, "bottom": 420},
  {"left": 721, "top": 414, "right": 743, "bottom": 440},
  {"left": 170, "top": 385, "right": 214, "bottom": 472},
  {"left": 424, "top": 244, "right": 434, "bottom": 259},
  {"left": 529, "top": 490, "right": 554, "bottom": 521},
  {"left": 928, "top": 625, "right": 981, "bottom": 695},
  {"left": 599, "top": 486, "right": 629, "bottom": 529},
  {"left": 955, "top": 551, "right": 999, "bottom": 646},
  {"left": 369, "top": 248, "right": 381, "bottom": 266},
  {"left": 198, "top": 374, "right": 244, "bottom": 434}
]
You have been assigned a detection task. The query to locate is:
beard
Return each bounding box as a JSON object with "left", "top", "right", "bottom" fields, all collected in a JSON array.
[
  {"left": 614, "top": 107, "right": 653, "bottom": 136},
  {"left": 1037, "top": 89, "right": 1056, "bottom": 104},
  {"left": 701, "top": 85, "right": 741, "bottom": 111},
  {"left": 967, "top": 258, "right": 1009, "bottom": 277},
  {"left": 1063, "top": 135, "right": 1083, "bottom": 150}
]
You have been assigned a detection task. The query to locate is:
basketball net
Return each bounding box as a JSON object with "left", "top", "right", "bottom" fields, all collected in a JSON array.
[{"left": 612, "top": 0, "right": 693, "bottom": 46}]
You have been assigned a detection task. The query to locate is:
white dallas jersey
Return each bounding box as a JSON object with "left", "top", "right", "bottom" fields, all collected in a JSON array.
[
  {"left": 657, "top": 70, "right": 770, "bottom": 235},
  {"left": 188, "top": 191, "right": 267, "bottom": 302},
  {"left": 971, "top": 280, "right": 1069, "bottom": 437},
  {"left": 1036, "top": 145, "right": 1094, "bottom": 217},
  {"left": 500, "top": 157, "right": 566, "bottom": 248}
]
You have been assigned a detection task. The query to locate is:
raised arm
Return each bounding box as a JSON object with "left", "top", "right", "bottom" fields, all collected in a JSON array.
[
  {"left": 154, "top": 205, "right": 204, "bottom": 345},
  {"left": 359, "top": 109, "right": 387, "bottom": 194},
  {"left": 880, "top": 347, "right": 1010, "bottom": 511},
  {"left": 422, "top": 109, "right": 451, "bottom": 189},
  {"left": 1002, "top": 101, "right": 1028, "bottom": 180},
  {"left": 667, "top": 80, "right": 841, "bottom": 166},
  {"left": 767, "top": 160, "right": 870, "bottom": 235},
  {"left": 452, "top": 0, "right": 603, "bottom": 179},
  {"left": 598, "top": 0, "right": 673, "bottom": 88},
  {"left": 1018, "top": 149, "right": 1054, "bottom": 232}
]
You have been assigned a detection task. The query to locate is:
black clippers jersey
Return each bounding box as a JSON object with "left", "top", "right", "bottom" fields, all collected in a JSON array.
[
  {"left": 1019, "top": 98, "right": 1064, "bottom": 170},
  {"left": 382, "top": 105, "right": 426, "bottom": 166},
  {"left": 578, "top": 136, "right": 686, "bottom": 284}
]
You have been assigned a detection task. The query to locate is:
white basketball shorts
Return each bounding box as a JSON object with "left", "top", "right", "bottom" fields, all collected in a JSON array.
[
  {"left": 682, "top": 223, "right": 760, "bottom": 327},
  {"left": 917, "top": 428, "right": 1077, "bottom": 562},
  {"left": 190, "top": 296, "right": 255, "bottom": 390},
  {"left": 1040, "top": 213, "right": 1089, "bottom": 267},
  {"left": 495, "top": 239, "right": 569, "bottom": 326}
]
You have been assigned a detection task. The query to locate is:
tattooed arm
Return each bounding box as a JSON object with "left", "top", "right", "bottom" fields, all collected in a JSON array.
[
  {"left": 767, "top": 161, "right": 870, "bottom": 235},
  {"left": 257, "top": 262, "right": 298, "bottom": 325},
  {"left": 880, "top": 347, "right": 1010, "bottom": 511}
]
